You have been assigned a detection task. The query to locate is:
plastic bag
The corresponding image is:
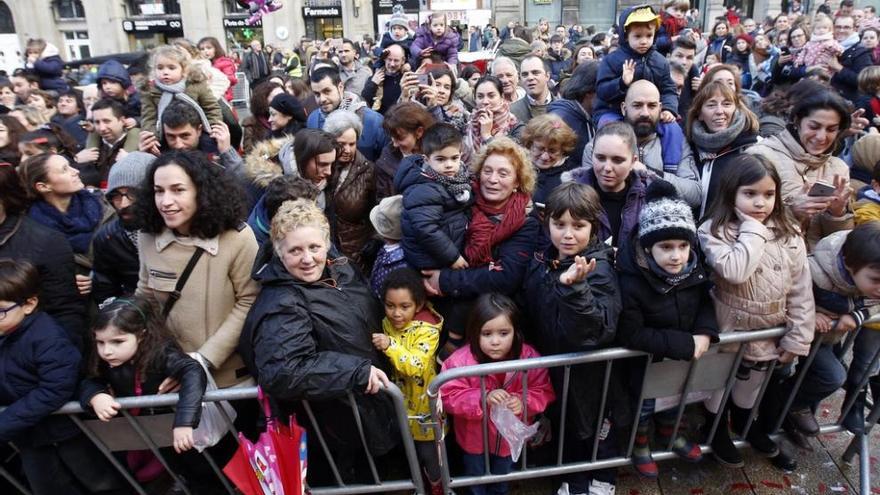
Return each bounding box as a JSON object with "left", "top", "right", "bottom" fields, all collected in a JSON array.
[
  {"left": 490, "top": 405, "right": 538, "bottom": 462},
  {"left": 190, "top": 353, "right": 238, "bottom": 452}
]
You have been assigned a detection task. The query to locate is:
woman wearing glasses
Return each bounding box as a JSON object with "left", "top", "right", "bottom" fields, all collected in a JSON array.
[{"left": 519, "top": 114, "right": 579, "bottom": 209}]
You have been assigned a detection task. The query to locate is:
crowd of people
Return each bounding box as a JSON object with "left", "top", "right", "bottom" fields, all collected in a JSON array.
[{"left": 2, "top": 1, "right": 880, "bottom": 495}]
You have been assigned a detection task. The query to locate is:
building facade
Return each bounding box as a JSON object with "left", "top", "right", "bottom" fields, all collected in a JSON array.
[{"left": 2, "top": 0, "right": 375, "bottom": 63}]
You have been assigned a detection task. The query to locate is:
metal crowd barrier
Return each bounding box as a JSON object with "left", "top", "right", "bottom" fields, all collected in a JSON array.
[
  {"left": 2, "top": 383, "right": 425, "bottom": 495},
  {"left": 427, "top": 321, "right": 880, "bottom": 494}
]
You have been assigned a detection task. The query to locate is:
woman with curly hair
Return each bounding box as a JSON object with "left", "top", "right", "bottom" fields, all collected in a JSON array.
[
  {"left": 134, "top": 150, "right": 260, "bottom": 389},
  {"left": 520, "top": 114, "right": 578, "bottom": 207}
]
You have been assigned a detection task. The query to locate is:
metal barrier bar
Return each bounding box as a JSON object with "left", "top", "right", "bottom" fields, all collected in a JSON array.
[
  {"left": 119, "top": 410, "right": 193, "bottom": 495},
  {"left": 665, "top": 357, "right": 698, "bottom": 452},
  {"left": 556, "top": 365, "right": 571, "bottom": 465},
  {"left": 521, "top": 370, "right": 529, "bottom": 469},
  {"left": 625, "top": 355, "right": 652, "bottom": 458},
  {"left": 591, "top": 360, "right": 613, "bottom": 462},
  {"left": 302, "top": 399, "right": 345, "bottom": 486},
  {"left": 69, "top": 414, "right": 148, "bottom": 495},
  {"left": 705, "top": 345, "right": 747, "bottom": 443},
  {"left": 770, "top": 333, "right": 827, "bottom": 433},
  {"left": 347, "top": 394, "right": 381, "bottom": 485},
  {"left": 0, "top": 464, "right": 31, "bottom": 495}
]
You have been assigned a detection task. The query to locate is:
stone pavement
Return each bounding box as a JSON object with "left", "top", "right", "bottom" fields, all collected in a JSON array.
[{"left": 508, "top": 388, "right": 879, "bottom": 495}]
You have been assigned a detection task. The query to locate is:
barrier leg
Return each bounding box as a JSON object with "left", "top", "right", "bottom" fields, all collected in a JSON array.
[
  {"left": 302, "top": 400, "right": 345, "bottom": 486},
  {"left": 347, "top": 393, "right": 381, "bottom": 485},
  {"left": 383, "top": 384, "right": 426, "bottom": 495},
  {"left": 429, "top": 394, "right": 453, "bottom": 494},
  {"left": 739, "top": 359, "right": 778, "bottom": 440},
  {"left": 626, "top": 355, "right": 653, "bottom": 458},
  {"left": 0, "top": 465, "right": 31, "bottom": 495},
  {"left": 198, "top": 449, "right": 236, "bottom": 495},
  {"left": 666, "top": 357, "right": 698, "bottom": 452},
  {"left": 556, "top": 365, "right": 571, "bottom": 466},
  {"left": 771, "top": 338, "right": 825, "bottom": 433},
  {"left": 480, "top": 376, "right": 490, "bottom": 475},
  {"left": 120, "top": 410, "right": 192, "bottom": 495},
  {"left": 843, "top": 395, "right": 880, "bottom": 462},
  {"left": 521, "top": 371, "right": 529, "bottom": 469},
  {"left": 706, "top": 346, "right": 747, "bottom": 443},
  {"left": 838, "top": 345, "right": 880, "bottom": 424},
  {"left": 859, "top": 432, "right": 870, "bottom": 495},
  {"left": 69, "top": 415, "right": 148, "bottom": 495},
  {"left": 591, "top": 360, "right": 613, "bottom": 462}
]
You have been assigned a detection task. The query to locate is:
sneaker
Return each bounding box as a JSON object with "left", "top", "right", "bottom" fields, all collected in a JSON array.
[
  {"left": 588, "top": 480, "right": 616, "bottom": 495},
  {"left": 557, "top": 482, "right": 571, "bottom": 495}
]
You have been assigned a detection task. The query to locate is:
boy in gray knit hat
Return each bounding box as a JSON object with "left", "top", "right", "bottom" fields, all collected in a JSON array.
[{"left": 92, "top": 151, "right": 156, "bottom": 302}]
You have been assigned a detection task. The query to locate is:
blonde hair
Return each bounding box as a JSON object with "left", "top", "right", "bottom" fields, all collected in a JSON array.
[
  {"left": 271, "top": 199, "right": 331, "bottom": 255},
  {"left": 26, "top": 38, "right": 46, "bottom": 55},
  {"left": 520, "top": 114, "right": 578, "bottom": 156},
  {"left": 471, "top": 137, "right": 537, "bottom": 196},
  {"left": 813, "top": 13, "right": 834, "bottom": 31},
  {"left": 150, "top": 45, "right": 206, "bottom": 84}
]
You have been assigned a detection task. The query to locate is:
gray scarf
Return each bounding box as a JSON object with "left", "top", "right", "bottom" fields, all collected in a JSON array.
[
  {"left": 690, "top": 110, "right": 747, "bottom": 156},
  {"left": 154, "top": 80, "right": 212, "bottom": 138}
]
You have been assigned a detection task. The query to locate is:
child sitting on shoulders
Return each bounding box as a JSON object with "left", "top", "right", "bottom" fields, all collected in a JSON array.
[
  {"left": 395, "top": 122, "right": 473, "bottom": 271},
  {"left": 795, "top": 14, "right": 844, "bottom": 68},
  {"left": 410, "top": 13, "right": 460, "bottom": 70},
  {"left": 140, "top": 45, "right": 222, "bottom": 141},
  {"left": 371, "top": 268, "right": 444, "bottom": 493},
  {"left": 440, "top": 293, "right": 555, "bottom": 495}
]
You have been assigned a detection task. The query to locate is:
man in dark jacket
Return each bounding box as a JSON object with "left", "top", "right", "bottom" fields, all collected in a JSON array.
[
  {"left": 240, "top": 40, "right": 271, "bottom": 86},
  {"left": 828, "top": 15, "right": 873, "bottom": 102},
  {"left": 73, "top": 98, "right": 141, "bottom": 188},
  {"left": 362, "top": 43, "right": 406, "bottom": 115},
  {"left": 510, "top": 55, "right": 555, "bottom": 125},
  {"left": 667, "top": 36, "right": 700, "bottom": 125},
  {"left": 92, "top": 152, "right": 154, "bottom": 303}
]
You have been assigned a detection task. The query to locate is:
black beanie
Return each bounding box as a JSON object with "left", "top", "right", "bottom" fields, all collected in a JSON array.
[{"left": 270, "top": 94, "right": 308, "bottom": 123}]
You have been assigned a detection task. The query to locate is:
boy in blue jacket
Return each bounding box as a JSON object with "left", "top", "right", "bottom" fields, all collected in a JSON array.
[
  {"left": 594, "top": 5, "right": 679, "bottom": 127},
  {"left": 0, "top": 259, "right": 125, "bottom": 494}
]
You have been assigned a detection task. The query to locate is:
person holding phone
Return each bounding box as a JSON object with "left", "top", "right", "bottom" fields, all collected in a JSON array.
[
  {"left": 363, "top": 43, "right": 407, "bottom": 115},
  {"left": 747, "top": 90, "right": 853, "bottom": 249}
]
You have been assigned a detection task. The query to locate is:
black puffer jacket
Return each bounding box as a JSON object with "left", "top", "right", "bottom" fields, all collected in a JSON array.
[
  {"left": 79, "top": 343, "right": 207, "bottom": 428},
  {"left": 395, "top": 154, "right": 472, "bottom": 270},
  {"left": 92, "top": 218, "right": 139, "bottom": 303},
  {"left": 238, "top": 250, "right": 398, "bottom": 456},
  {"left": 0, "top": 214, "right": 86, "bottom": 343},
  {"left": 615, "top": 236, "right": 719, "bottom": 361},
  {"left": 520, "top": 241, "right": 623, "bottom": 439}
]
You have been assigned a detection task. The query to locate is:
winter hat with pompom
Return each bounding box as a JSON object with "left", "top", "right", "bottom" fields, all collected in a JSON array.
[{"left": 638, "top": 179, "right": 697, "bottom": 249}]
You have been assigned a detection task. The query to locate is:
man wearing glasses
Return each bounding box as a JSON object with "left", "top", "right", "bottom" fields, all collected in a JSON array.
[
  {"left": 91, "top": 152, "right": 155, "bottom": 303},
  {"left": 828, "top": 15, "right": 873, "bottom": 102}
]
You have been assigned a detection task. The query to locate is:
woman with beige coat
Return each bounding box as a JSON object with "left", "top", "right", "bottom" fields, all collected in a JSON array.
[
  {"left": 747, "top": 91, "right": 853, "bottom": 249},
  {"left": 134, "top": 150, "right": 260, "bottom": 389}
]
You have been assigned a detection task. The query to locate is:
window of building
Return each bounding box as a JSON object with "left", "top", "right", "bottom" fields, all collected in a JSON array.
[
  {"left": 63, "top": 30, "right": 91, "bottom": 60},
  {"left": 225, "top": 0, "right": 248, "bottom": 14},
  {"left": 0, "top": 2, "right": 15, "bottom": 33},
  {"left": 127, "top": 0, "right": 181, "bottom": 16},
  {"left": 54, "top": 0, "right": 85, "bottom": 19}
]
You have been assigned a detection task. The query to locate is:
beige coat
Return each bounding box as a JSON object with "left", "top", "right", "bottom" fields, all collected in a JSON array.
[
  {"left": 136, "top": 226, "right": 260, "bottom": 387},
  {"left": 747, "top": 129, "right": 853, "bottom": 250},
  {"left": 698, "top": 217, "right": 815, "bottom": 361}
]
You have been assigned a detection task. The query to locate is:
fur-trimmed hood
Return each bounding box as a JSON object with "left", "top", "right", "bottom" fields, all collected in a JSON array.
[{"left": 243, "top": 137, "right": 298, "bottom": 188}]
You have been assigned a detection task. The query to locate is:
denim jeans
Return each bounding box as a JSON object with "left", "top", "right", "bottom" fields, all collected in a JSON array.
[{"left": 461, "top": 453, "right": 514, "bottom": 495}]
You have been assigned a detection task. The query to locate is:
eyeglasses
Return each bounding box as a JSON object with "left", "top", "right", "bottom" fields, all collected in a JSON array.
[
  {"left": 0, "top": 302, "right": 20, "bottom": 321},
  {"left": 107, "top": 190, "right": 137, "bottom": 204},
  {"left": 530, "top": 143, "right": 562, "bottom": 158}
]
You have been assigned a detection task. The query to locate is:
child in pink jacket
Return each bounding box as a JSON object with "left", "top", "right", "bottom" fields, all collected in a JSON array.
[{"left": 439, "top": 293, "right": 555, "bottom": 495}]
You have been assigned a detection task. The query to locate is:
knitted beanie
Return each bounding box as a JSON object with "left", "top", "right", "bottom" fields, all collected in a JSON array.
[
  {"left": 638, "top": 179, "right": 697, "bottom": 249},
  {"left": 370, "top": 195, "right": 403, "bottom": 240},
  {"left": 107, "top": 151, "right": 155, "bottom": 193},
  {"left": 388, "top": 4, "right": 409, "bottom": 30}
]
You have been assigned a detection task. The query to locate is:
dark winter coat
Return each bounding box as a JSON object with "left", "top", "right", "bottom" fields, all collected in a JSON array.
[
  {"left": 0, "top": 214, "right": 86, "bottom": 342},
  {"left": 80, "top": 343, "right": 207, "bottom": 428},
  {"left": 331, "top": 152, "right": 377, "bottom": 268},
  {"left": 615, "top": 237, "right": 719, "bottom": 361},
  {"left": 545, "top": 49, "right": 572, "bottom": 82},
  {"left": 51, "top": 113, "right": 88, "bottom": 148},
  {"left": 692, "top": 129, "right": 758, "bottom": 214},
  {"left": 677, "top": 65, "right": 701, "bottom": 128},
  {"left": 593, "top": 6, "right": 680, "bottom": 121},
  {"left": 362, "top": 69, "right": 404, "bottom": 115},
  {"left": 568, "top": 168, "right": 648, "bottom": 252},
  {"left": 96, "top": 59, "right": 142, "bottom": 119},
  {"left": 375, "top": 143, "right": 404, "bottom": 200},
  {"left": 238, "top": 251, "right": 398, "bottom": 456},
  {"left": 548, "top": 98, "right": 595, "bottom": 171},
  {"left": 520, "top": 242, "right": 622, "bottom": 439},
  {"left": 91, "top": 218, "right": 139, "bottom": 303},
  {"left": 438, "top": 215, "right": 540, "bottom": 298},
  {"left": 533, "top": 161, "right": 578, "bottom": 208},
  {"left": 0, "top": 312, "right": 81, "bottom": 447},
  {"left": 33, "top": 51, "right": 69, "bottom": 93},
  {"left": 831, "top": 43, "right": 874, "bottom": 103},
  {"left": 409, "top": 25, "right": 460, "bottom": 67},
  {"left": 395, "top": 154, "right": 472, "bottom": 270}
]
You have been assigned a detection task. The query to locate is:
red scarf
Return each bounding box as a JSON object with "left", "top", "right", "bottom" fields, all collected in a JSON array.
[{"left": 464, "top": 185, "right": 529, "bottom": 266}]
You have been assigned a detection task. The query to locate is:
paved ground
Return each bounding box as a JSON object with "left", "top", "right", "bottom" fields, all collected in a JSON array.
[{"left": 507, "top": 388, "right": 879, "bottom": 495}]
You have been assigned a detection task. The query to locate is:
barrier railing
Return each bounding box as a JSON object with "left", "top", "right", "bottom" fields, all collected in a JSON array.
[
  {"left": 427, "top": 322, "right": 880, "bottom": 493},
  {"left": 3, "top": 383, "right": 425, "bottom": 495}
]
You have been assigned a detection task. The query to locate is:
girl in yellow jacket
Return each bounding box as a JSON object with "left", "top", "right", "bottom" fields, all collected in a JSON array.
[{"left": 371, "top": 268, "right": 444, "bottom": 493}]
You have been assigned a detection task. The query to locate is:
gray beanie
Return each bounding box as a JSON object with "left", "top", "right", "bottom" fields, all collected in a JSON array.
[
  {"left": 638, "top": 179, "right": 696, "bottom": 249},
  {"left": 107, "top": 151, "right": 156, "bottom": 193},
  {"left": 388, "top": 4, "right": 409, "bottom": 30}
]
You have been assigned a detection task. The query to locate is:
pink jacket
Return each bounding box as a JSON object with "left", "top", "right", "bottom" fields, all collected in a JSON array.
[{"left": 439, "top": 344, "right": 555, "bottom": 456}]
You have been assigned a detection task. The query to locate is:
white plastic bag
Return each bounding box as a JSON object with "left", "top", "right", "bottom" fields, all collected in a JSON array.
[
  {"left": 490, "top": 405, "right": 538, "bottom": 462},
  {"left": 190, "top": 353, "right": 238, "bottom": 452}
]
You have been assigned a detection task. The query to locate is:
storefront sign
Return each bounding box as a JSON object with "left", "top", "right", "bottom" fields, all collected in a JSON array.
[
  {"left": 224, "top": 17, "right": 262, "bottom": 28},
  {"left": 430, "top": 0, "right": 477, "bottom": 10},
  {"left": 302, "top": 6, "right": 341, "bottom": 17},
  {"left": 375, "top": 0, "right": 420, "bottom": 14},
  {"left": 121, "top": 18, "right": 183, "bottom": 34}
]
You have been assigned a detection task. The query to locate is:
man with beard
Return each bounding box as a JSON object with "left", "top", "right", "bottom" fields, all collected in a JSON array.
[
  {"left": 510, "top": 55, "right": 554, "bottom": 124},
  {"left": 362, "top": 42, "right": 406, "bottom": 115},
  {"left": 338, "top": 38, "right": 373, "bottom": 96},
  {"left": 91, "top": 151, "right": 155, "bottom": 302},
  {"left": 580, "top": 80, "right": 700, "bottom": 208},
  {"left": 307, "top": 67, "right": 387, "bottom": 161}
]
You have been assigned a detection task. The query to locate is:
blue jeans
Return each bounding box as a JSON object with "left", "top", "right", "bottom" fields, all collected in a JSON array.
[
  {"left": 793, "top": 329, "right": 880, "bottom": 410},
  {"left": 461, "top": 453, "right": 513, "bottom": 495}
]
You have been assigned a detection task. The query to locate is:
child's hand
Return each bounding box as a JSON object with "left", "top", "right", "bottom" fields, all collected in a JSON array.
[
  {"left": 837, "top": 314, "right": 858, "bottom": 332},
  {"left": 173, "top": 427, "right": 194, "bottom": 453},
  {"left": 559, "top": 256, "right": 596, "bottom": 285},
  {"left": 451, "top": 256, "right": 469, "bottom": 270},
  {"left": 815, "top": 312, "right": 837, "bottom": 333},
  {"left": 487, "top": 389, "right": 510, "bottom": 407},
  {"left": 660, "top": 110, "right": 676, "bottom": 123},
  {"left": 733, "top": 207, "right": 756, "bottom": 224},
  {"left": 777, "top": 350, "right": 797, "bottom": 364},
  {"left": 692, "top": 334, "right": 712, "bottom": 359},
  {"left": 505, "top": 395, "right": 523, "bottom": 416},
  {"left": 621, "top": 59, "right": 636, "bottom": 86},
  {"left": 372, "top": 333, "right": 391, "bottom": 351},
  {"left": 90, "top": 393, "right": 120, "bottom": 421},
  {"left": 123, "top": 117, "right": 137, "bottom": 130}
]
